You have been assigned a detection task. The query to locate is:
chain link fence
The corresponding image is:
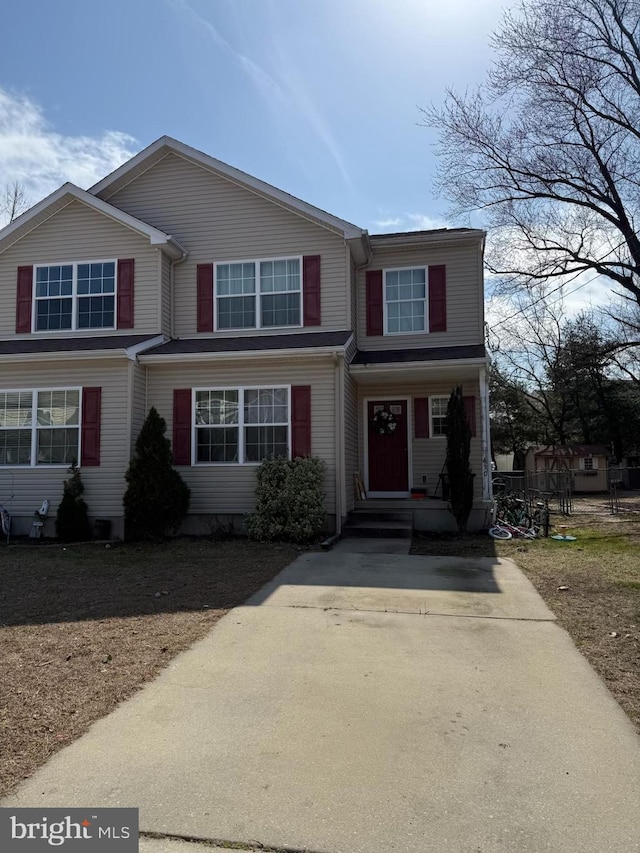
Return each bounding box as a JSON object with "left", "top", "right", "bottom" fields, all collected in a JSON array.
[{"left": 494, "top": 467, "right": 640, "bottom": 517}]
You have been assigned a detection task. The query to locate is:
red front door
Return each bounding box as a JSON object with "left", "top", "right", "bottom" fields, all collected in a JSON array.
[{"left": 367, "top": 400, "right": 409, "bottom": 493}]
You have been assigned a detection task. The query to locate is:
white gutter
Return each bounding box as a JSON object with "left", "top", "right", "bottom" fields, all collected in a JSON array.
[
  {"left": 138, "top": 342, "right": 353, "bottom": 365},
  {"left": 125, "top": 335, "right": 167, "bottom": 360}
]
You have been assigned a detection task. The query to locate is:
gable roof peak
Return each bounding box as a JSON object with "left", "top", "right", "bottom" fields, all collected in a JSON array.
[
  {"left": 0, "top": 182, "right": 186, "bottom": 259},
  {"left": 88, "top": 135, "right": 367, "bottom": 244}
]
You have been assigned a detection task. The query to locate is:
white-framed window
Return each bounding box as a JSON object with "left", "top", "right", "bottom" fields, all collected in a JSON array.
[
  {"left": 384, "top": 267, "right": 427, "bottom": 334},
  {"left": 34, "top": 261, "right": 116, "bottom": 331},
  {"left": 430, "top": 396, "right": 448, "bottom": 437},
  {"left": 0, "top": 388, "right": 81, "bottom": 466},
  {"left": 580, "top": 456, "right": 599, "bottom": 470},
  {"left": 215, "top": 258, "right": 301, "bottom": 330},
  {"left": 194, "top": 386, "right": 289, "bottom": 464}
]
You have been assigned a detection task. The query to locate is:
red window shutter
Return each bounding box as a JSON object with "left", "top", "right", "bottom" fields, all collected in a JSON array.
[
  {"left": 173, "top": 389, "right": 192, "bottom": 465},
  {"left": 429, "top": 265, "right": 447, "bottom": 332},
  {"left": 117, "top": 259, "right": 135, "bottom": 329},
  {"left": 303, "top": 255, "right": 321, "bottom": 326},
  {"left": 291, "top": 385, "right": 312, "bottom": 458},
  {"left": 16, "top": 266, "right": 33, "bottom": 333},
  {"left": 414, "top": 398, "right": 429, "bottom": 438},
  {"left": 81, "top": 387, "right": 102, "bottom": 467},
  {"left": 463, "top": 396, "right": 477, "bottom": 437},
  {"left": 197, "top": 263, "right": 214, "bottom": 332},
  {"left": 366, "top": 270, "right": 383, "bottom": 336}
]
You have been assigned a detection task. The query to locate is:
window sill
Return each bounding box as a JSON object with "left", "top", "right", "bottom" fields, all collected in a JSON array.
[
  {"left": 214, "top": 324, "right": 303, "bottom": 333},
  {"left": 383, "top": 330, "right": 429, "bottom": 337}
]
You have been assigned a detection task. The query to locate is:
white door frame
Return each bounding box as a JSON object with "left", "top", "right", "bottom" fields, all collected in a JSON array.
[{"left": 363, "top": 396, "right": 412, "bottom": 498}]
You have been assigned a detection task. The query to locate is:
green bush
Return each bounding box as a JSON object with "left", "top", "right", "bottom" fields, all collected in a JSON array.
[
  {"left": 123, "top": 407, "right": 190, "bottom": 539},
  {"left": 246, "top": 456, "right": 326, "bottom": 543},
  {"left": 56, "top": 463, "right": 92, "bottom": 542}
]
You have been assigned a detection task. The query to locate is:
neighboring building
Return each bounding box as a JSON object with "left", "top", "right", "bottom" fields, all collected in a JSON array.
[
  {"left": 525, "top": 444, "right": 609, "bottom": 493},
  {"left": 0, "top": 137, "right": 492, "bottom": 537}
]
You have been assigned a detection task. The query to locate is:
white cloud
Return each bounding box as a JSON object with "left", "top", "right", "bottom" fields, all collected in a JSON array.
[
  {"left": 405, "top": 213, "right": 449, "bottom": 230},
  {"left": 371, "top": 212, "right": 450, "bottom": 232},
  {"left": 373, "top": 217, "right": 403, "bottom": 229},
  {"left": 0, "top": 87, "right": 137, "bottom": 214}
]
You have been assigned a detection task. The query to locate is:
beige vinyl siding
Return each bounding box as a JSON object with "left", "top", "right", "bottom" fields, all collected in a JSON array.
[
  {"left": 357, "top": 379, "right": 483, "bottom": 499},
  {"left": 106, "top": 153, "right": 350, "bottom": 337},
  {"left": 145, "top": 356, "right": 337, "bottom": 514},
  {"left": 0, "top": 200, "right": 161, "bottom": 338},
  {"left": 357, "top": 242, "right": 484, "bottom": 351},
  {"left": 0, "top": 359, "right": 131, "bottom": 520}
]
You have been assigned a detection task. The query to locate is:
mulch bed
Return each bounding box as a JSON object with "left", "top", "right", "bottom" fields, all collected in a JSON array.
[{"left": 0, "top": 538, "right": 299, "bottom": 797}]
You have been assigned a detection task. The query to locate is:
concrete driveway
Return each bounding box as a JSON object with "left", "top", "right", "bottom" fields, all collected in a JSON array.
[{"left": 3, "top": 538, "right": 640, "bottom": 853}]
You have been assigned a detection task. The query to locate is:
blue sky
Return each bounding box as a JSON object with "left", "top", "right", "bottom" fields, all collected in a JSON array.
[{"left": 0, "top": 0, "right": 508, "bottom": 232}]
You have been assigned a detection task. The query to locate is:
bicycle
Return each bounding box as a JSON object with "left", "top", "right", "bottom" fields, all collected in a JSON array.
[{"left": 488, "top": 517, "right": 539, "bottom": 540}]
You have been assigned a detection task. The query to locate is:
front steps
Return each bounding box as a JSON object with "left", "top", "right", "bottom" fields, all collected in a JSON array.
[{"left": 343, "top": 506, "right": 413, "bottom": 539}]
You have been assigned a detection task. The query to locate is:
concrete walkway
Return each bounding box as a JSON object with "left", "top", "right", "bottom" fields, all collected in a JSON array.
[{"left": 3, "top": 538, "right": 640, "bottom": 853}]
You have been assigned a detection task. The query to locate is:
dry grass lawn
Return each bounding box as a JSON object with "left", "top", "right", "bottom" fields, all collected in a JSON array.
[
  {"left": 0, "top": 538, "right": 299, "bottom": 798},
  {"left": 412, "top": 492, "right": 640, "bottom": 732}
]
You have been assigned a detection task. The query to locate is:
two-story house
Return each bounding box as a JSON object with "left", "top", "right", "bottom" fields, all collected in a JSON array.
[{"left": 0, "top": 137, "right": 492, "bottom": 538}]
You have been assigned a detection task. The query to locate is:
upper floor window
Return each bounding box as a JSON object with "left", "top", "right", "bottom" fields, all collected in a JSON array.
[
  {"left": 384, "top": 268, "right": 426, "bottom": 334},
  {"left": 216, "top": 258, "right": 301, "bottom": 331},
  {"left": 194, "top": 386, "right": 289, "bottom": 464},
  {"left": 35, "top": 261, "right": 116, "bottom": 331},
  {"left": 0, "top": 388, "right": 80, "bottom": 466}
]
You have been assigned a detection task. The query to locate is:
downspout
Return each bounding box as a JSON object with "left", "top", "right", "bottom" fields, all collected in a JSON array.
[
  {"left": 351, "top": 235, "right": 373, "bottom": 341},
  {"left": 126, "top": 358, "right": 135, "bottom": 460},
  {"left": 170, "top": 250, "right": 188, "bottom": 340},
  {"left": 334, "top": 352, "right": 344, "bottom": 536}
]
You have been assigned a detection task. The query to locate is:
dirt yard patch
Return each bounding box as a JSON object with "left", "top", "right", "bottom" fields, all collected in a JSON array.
[
  {"left": 412, "top": 493, "right": 640, "bottom": 732},
  {"left": 0, "top": 538, "right": 299, "bottom": 798}
]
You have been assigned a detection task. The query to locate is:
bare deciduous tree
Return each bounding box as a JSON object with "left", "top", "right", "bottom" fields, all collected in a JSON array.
[
  {"left": 0, "top": 181, "right": 29, "bottom": 225},
  {"left": 424, "top": 0, "right": 640, "bottom": 308},
  {"left": 490, "top": 298, "right": 640, "bottom": 456}
]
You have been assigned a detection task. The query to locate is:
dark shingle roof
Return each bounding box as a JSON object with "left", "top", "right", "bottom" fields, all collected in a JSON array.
[
  {"left": 533, "top": 444, "right": 609, "bottom": 457},
  {"left": 0, "top": 335, "right": 159, "bottom": 355},
  {"left": 143, "top": 330, "right": 352, "bottom": 356},
  {"left": 352, "top": 344, "right": 486, "bottom": 365}
]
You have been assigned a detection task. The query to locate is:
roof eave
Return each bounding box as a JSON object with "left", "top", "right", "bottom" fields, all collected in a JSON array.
[
  {"left": 350, "top": 356, "right": 488, "bottom": 373},
  {"left": 369, "top": 230, "right": 486, "bottom": 249},
  {"left": 0, "top": 350, "right": 129, "bottom": 364}
]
